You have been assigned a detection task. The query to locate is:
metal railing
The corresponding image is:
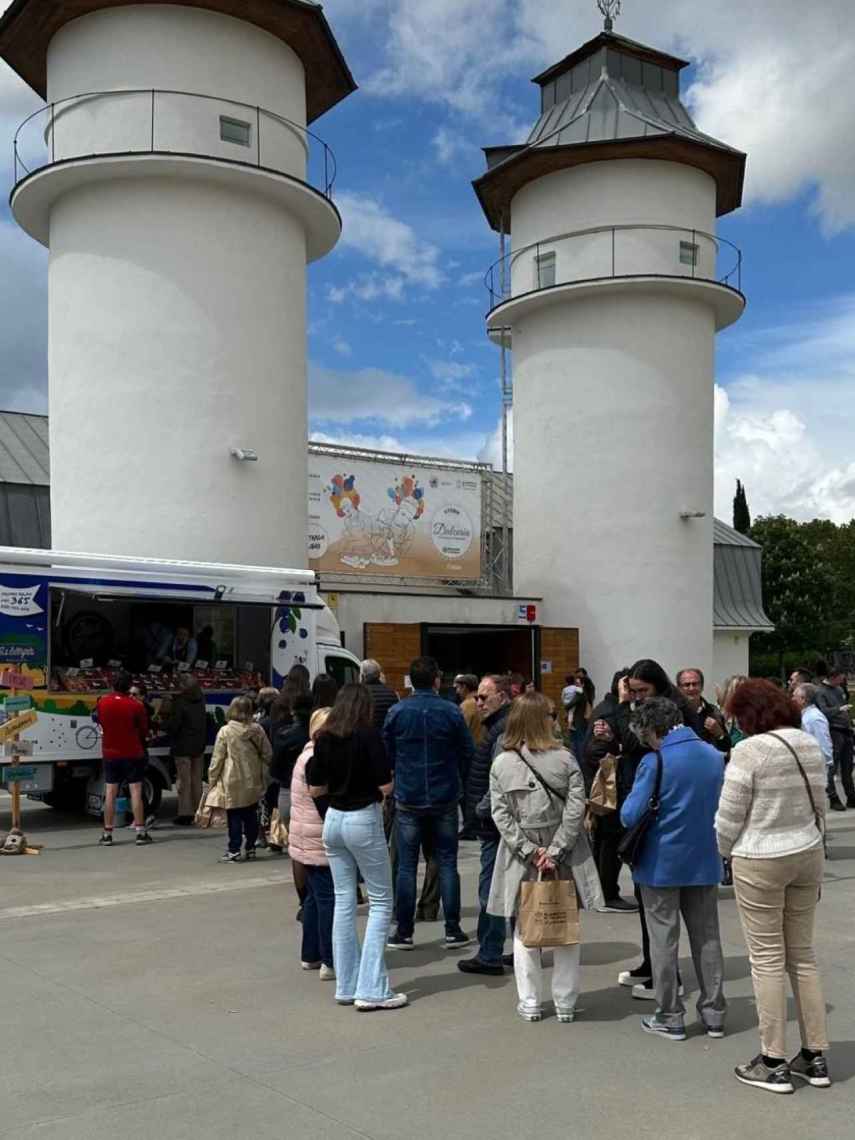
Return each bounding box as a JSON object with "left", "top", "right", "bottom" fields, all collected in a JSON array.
[
  {"left": 484, "top": 224, "right": 743, "bottom": 310},
  {"left": 12, "top": 87, "right": 337, "bottom": 199}
]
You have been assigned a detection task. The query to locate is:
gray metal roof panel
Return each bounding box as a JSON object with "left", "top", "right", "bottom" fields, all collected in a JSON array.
[
  {"left": 713, "top": 543, "right": 774, "bottom": 631},
  {"left": 0, "top": 411, "right": 50, "bottom": 485},
  {"left": 0, "top": 483, "right": 51, "bottom": 548},
  {"left": 713, "top": 518, "right": 761, "bottom": 548}
]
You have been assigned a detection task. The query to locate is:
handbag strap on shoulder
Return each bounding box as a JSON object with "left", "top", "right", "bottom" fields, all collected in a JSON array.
[
  {"left": 513, "top": 748, "right": 567, "bottom": 803},
  {"left": 649, "top": 750, "right": 664, "bottom": 810},
  {"left": 766, "top": 731, "right": 825, "bottom": 840}
]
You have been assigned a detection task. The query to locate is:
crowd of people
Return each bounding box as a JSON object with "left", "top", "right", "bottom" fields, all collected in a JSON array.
[{"left": 93, "top": 652, "right": 846, "bottom": 1094}]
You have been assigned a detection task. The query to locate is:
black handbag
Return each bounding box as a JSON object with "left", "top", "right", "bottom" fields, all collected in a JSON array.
[{"left": 617, "top": 750, "right": 663, "bottom": 868}]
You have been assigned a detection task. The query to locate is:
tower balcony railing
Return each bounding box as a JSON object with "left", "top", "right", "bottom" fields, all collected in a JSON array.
[
  {"left": 484, "top": 224, "right": 743, "bottom": 311},
  {"left": 12, "top": 87, "right": 337, "bottom": 199}
]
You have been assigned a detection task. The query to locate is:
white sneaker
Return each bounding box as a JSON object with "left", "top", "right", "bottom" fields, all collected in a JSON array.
[
  {"left": 354, "top": 993, "right": 408, "bottom": 1011},
  {"left": 555, "top": 1007, "right": 576, "bottom": 1023},
  {"left": 618, "top": 970, "right": 651, "bottom": 988},
  {"left": 301, "top": 960, "right": 322, "bottom": 971},
  {"left": 319, "top": 964, "right": 336, "bottom": 981},
  {"left": 516, "top": 1003, "right": 542, "bottom": 1022},
  {"left": 632, "top": 982, "right": 685, "bottom": 1001}
]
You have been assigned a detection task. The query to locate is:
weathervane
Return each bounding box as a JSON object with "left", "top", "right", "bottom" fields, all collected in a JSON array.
[{"left": 597, "top": 0, "right": 621, "bottom": 32}]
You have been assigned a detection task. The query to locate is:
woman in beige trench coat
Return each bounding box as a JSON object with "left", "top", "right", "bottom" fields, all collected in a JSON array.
[{"left": 488, "top": 691, "right": 603, "bottom": 1022}]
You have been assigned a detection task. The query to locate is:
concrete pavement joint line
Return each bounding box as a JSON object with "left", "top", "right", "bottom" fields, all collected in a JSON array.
[{"left": 0, "top": 874, "right": 291, "bottom": 919}]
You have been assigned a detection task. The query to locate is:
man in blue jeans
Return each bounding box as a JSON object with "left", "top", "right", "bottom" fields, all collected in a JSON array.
[
  {"left": 384, "top": 656, "right": 474, "bottom": 950},
  {"left": 458, "top": 673, "right": 512, "bottom": 975}
]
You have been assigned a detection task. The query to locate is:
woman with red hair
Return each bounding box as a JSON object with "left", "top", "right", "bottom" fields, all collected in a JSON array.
[{"left": 716, "top": 678, "right": 830, "bottom": 1095}]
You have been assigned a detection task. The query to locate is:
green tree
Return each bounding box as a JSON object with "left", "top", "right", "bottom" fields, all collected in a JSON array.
[
  {"left": 750, "top": 515, "right": 835, "bottom": 675},
  {"left": 800, "top": 518, "right": 855, "bottom": 648},
  {"left": 732, "top": 479, "right": 751, "bottom": 534}
]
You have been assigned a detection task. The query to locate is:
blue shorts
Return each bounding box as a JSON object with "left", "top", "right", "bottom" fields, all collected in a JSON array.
[{"left": 104, "top": 757, "right": 147, "bottom": 785}]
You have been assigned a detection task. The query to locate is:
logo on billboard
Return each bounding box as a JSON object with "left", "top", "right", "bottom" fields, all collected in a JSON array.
[
  {"left": 432, "top": 505, "right": 473, "bottom": 560},
  {"left": 0, "top": 584, "right": 43, "bottom": 618},
  {"left": 307, "top": 525, "right": 329, "bottom": 559}
]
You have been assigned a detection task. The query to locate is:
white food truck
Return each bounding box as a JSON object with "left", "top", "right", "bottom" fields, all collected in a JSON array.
[{"left": 0, "top": 547, "right": 360, "bottom": 816}]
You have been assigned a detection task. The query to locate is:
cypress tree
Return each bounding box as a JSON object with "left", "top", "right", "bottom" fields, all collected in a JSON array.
[{"left": 733, "top": 480, "right": 751, "bottom": 534}]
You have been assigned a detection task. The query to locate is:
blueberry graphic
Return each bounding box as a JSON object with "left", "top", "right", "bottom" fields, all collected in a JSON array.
[
  {"left": 279, "top": 639, "right": 288, "bottom": 649},
  {"left": 299, "top": 628, "right": 308, "bottom": 639}
]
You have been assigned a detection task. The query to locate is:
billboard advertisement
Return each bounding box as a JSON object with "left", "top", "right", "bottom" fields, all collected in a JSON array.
[{"left": 308, "top": 455, "right": 482, "bottom": 580}]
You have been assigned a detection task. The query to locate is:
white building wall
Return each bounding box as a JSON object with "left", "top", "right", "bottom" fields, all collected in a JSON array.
[
  {"left": 39, "top": 4, "right": 324, "bottom": 567},
  {"left": 712, "top": 631, "right": 750, "bottom": 692},
  {"left": 510, "top": 161, "right": 718, "bottom": 295},
  {"left": 48, "top": 176, "right": 308, "bottom": 566},
  {"left": 511, "top": 291, "right": 715, "bottom": 691}
]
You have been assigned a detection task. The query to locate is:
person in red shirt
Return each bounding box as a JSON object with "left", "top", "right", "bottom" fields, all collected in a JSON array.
[{"left": 96, "top": 672, "right": 152, "bottom": 846}]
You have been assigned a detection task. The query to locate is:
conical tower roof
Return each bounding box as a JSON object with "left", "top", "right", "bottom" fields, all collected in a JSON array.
[{"left": 475, "top": 30, "right": 745, "bottom": 230}]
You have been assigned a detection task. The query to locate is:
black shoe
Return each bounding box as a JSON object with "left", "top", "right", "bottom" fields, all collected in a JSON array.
[
  {"left": 245, "top": 848, "right": 257, "bottom": 861},
  {"left": 172, "top": 816, "right": 193, "bottom": 827},
  {"left": 618, "top": 966, "right": 651, "bottom": 987},
  {"left": 98, "top": 832, "right": 113, "bottom": 846},
  {"left": 789, "top": 1051, "right": 831, "bottom": 1088},
  {"left": 829, "top": 797, "right": 846, "bottom": 812},
  {"left": 600, "top": 897, "right": 639, "bottom": 913},
  {"left": 734, "top": 1055, "right": 794, "bottom": 1094},
  {"left": 457, "top": 956, "right": 505, "bottom": 976},
  {"left": 135, "top": 831, "right": 153, "bottom": 846},
  {"left": 386, "top": 930, "right": 415, "bottom": 950},
  {"left": 502, "top": 953, "right": 515, "bottom": 967},
  {"left": 443, "top": 930, "right": 472, "bottom": 949}
]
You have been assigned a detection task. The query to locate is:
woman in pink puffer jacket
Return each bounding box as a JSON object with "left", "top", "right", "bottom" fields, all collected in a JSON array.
[{"left": 290, "top": 708, "right": 335, "bottom": 978}]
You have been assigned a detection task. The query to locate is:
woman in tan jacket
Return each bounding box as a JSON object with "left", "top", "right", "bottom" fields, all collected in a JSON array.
[{"left": 208, "top": 696, "right": 272, "bottom": 863}]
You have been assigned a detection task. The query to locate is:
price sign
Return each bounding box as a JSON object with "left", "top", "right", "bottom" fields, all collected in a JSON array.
[
  {"left": 2, "top": 740, "right": 34, "bottom": 756},
  {"left": 108, "top": 659, "right": 122, "bottom": 668},
  {"left": 79, "top": 658, "right": 94, "bottom": 669},
  {"left": 4, "top": 695, "right": 33, "bottom": 715},
  {"left": 215, "top": 660, "right": 228, "bottom": 671},
  {"left": 148, "top": 665, "right": 162, "bottom": 674},
  {"left": 177, "top": 662, "right": 190, "bottom": 672},
  {"left": 196, "top": 660, "right": 209, "bottom": 670},
  {"left": 0, "top": 669, "right": 35, "bottom": 690},
  {"left": 2, "top": 764, "right": 37, "bottom": 783}
]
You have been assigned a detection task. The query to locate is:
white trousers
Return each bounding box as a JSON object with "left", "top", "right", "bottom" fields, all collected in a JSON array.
[{"left": 513, "top": 929, "right": 581, "bottom": 1012}]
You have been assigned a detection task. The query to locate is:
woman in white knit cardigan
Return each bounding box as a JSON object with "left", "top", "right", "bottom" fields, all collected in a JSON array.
[{"left": 716, "top": 678, "right": 830, "bottom": 1096}]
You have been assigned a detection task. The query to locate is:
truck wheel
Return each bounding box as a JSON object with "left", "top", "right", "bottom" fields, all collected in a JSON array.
[{"left": 142, "top": 770, "right": 163, "bottom": 817}]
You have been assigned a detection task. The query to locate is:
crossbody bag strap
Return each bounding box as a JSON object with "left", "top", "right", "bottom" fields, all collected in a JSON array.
[
  {"left": 513, "top": 748, "right": 566, "bottom": 803},
  {"left": 649, "top": 750, "right": 664, "bottom": 809},
  {"left": 766, "top": 731, "right": 825, "bottom": 840}
]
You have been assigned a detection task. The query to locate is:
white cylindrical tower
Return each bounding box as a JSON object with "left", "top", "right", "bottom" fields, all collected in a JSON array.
[
  {"left": 474, "top": 25, "right": 746, "bottom": 686},
  {"left": 1, "top": 0, "right": 355, "bottom": 566}
]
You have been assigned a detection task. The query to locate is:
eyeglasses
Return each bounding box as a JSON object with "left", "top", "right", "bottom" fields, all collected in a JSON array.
[{"left": 475, "top": 694, "right": 489, "bottom": 703}]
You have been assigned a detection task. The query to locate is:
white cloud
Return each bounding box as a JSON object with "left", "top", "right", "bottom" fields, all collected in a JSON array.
[
  {"left": 432, "top": 126, "right": 469, "bottom": 167},
  {"left": 478, "top": 410, "right": 513, "bottom": 472},
  {"left": 310, "top": 428, "right": 490, "bottom": 462},
  {"left": 427, "top": 359, "right": 476, "bottom": 385},
  {"left": 333, "top": 336, "right": 352, "bottom": 357},
  {"left": 310, "top": 363, "right": 471, "bottom": 429},
  {"left": 714, "top": 294, "right": 855, "bottom": 522},
  {"left": 334, "top": 191, "right": 444, "bottom": 291}
]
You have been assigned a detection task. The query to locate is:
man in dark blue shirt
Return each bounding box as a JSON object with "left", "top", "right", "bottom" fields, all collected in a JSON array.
[{"left": 383, "top": 656, "right": 474, "bottom": 950}]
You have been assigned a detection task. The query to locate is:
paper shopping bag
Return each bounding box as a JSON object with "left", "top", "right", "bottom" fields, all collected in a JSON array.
[
  {"left": 268, "top": 807, "right": 289, "bottom": 848},
  {"left": 194, "top": 783, "right": 227, "bottom": 829},
  {"left": 518, "top": 874, "right": 580, "bottom": 948},
  {"left": 587, "top": 754, "right": 618, "bottom": 815}
]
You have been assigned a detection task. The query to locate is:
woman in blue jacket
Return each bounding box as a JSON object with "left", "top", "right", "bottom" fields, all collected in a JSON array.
[{"left": 620, "top": 697, "right": 727, "bottom": 1042}]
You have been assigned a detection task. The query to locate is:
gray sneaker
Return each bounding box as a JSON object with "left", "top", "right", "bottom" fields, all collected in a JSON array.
[
  {"left": 641, "top": 1016, "right": 686, "bottom": 1042},
  {"left": 734, "top": 1055, "right": 794, "bottom": 1094},
  {"left": 789, "top": 1052, "right": 831, "bottom": 1088}
]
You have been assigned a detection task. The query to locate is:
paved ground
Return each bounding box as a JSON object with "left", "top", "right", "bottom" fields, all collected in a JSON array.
[{"left": 1, "top": 793, "right": 853, "bottom": 1140}]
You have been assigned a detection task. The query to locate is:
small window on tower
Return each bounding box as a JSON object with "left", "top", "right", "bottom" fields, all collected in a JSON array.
[
  {"left": 679, "top": 240, "right": 699, "bottom": 268},
  {"left": 220, "top": 116, "right": 252, "bottom": 147},
  {"left": 535, "top": 251, "right": 557, "bottom": 288}
]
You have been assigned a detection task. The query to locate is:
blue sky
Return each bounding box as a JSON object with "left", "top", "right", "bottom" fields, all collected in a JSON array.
[{"left": 2, "top": 0, "right": 855, "bottom": 522}]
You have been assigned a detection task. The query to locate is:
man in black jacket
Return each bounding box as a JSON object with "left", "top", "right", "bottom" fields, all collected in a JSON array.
[
  {"left": 361, "top": 659, "right": 398, "bottom": 731},
  {"left": 167, "top": 673, "right": 209, "bottom": 825},
  {"left": 458, "top": 673, "right": 513, "bottom": 976},
  {"left": 676, "top": 668, "right": 730, "bottom": 755}
]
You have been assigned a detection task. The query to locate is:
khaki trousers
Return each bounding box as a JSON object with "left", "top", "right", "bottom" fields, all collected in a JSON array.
[
  {"left": 732, "top": 846, "right": 828, "bottom": 1057},
  {"left": 175, "top": 755, "right": 204, "bottom": 819}
]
